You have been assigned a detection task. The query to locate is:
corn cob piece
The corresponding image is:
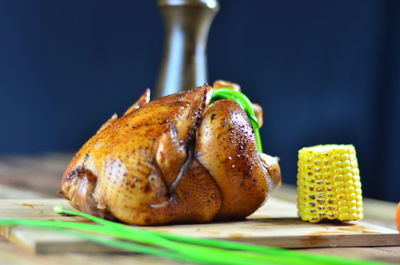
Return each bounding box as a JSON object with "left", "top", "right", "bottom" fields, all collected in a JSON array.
[{"left": 297, "top": 144, "right": 363, "bottom": 223}]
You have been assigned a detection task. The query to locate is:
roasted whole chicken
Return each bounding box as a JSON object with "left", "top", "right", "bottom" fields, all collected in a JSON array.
[{"left": 61, "top": 81, "right": 281, "bottom": 225}]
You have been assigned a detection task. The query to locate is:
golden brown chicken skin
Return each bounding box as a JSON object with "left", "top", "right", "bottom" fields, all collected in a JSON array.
[{"left": 61, "top": 82, "right": 281, "bottom": 225}]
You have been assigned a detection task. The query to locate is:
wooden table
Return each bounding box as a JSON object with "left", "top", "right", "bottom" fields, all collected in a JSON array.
[{"left": 0, "top": 154, "right": 399, "bottom": 264}]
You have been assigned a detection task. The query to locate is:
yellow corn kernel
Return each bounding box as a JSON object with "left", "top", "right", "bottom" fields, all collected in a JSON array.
[{"left": 297, "top": 144, "right": 363, "bottom": 223}]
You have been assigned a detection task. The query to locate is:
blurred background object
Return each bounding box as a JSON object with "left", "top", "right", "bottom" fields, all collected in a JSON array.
[
  {"left": 155, "top": 0, "right": 219, "bottom": 97},
  {"left": 0, "top": 0, "right": 398, "bottom": 202}
]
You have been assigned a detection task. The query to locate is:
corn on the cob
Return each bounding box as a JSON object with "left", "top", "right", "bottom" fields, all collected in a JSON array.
[{"left": 297, "top": 144, "right": 363, "bottom": 223}]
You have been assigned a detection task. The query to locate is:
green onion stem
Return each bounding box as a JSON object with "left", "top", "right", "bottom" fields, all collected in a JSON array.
[
  {"left": 209, "top": 88, "right": 263, "bottom": 152},
  {"left": 0, "top": 207, "right": 391, "bottom": 265},
  {"left": 50, "top": 206, "right": 390, "bottom": 265},
  {"left": 0, "top": 218, "right": 284, "bottom": 265}
]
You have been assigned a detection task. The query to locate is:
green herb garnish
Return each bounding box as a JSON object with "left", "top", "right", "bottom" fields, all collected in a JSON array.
[{"left": 0, "top": 206, "right": 390, "bottom": 265}]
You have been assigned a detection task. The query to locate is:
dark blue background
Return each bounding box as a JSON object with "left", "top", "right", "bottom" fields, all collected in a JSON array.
[{"left": 0, "top": 1, "right": 399, "bottom": 202}]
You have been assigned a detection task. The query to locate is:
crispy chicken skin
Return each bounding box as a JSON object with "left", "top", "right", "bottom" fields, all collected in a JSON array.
[{"left": 61, "top": 82, "right": 281, "bottom": 225}]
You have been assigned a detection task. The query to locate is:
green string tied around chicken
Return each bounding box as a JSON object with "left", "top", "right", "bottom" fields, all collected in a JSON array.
[{"left": 209, "top": 88, "right": 263, "bottom": 153}]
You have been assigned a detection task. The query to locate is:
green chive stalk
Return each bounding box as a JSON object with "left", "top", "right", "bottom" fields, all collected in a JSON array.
[
  {"left": 0, "top": 218, "right": 280, "bottom": 265},
  {"left": 0, "top": 206, "right": 390, "bottom": 265},
  {"left": 54, "top": 206, "right": 389, "bottom": 265}
]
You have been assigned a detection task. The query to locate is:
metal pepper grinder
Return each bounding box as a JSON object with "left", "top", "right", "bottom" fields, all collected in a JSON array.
[{"left": 155, "top": 0, "right": 219, "bottom": 98}]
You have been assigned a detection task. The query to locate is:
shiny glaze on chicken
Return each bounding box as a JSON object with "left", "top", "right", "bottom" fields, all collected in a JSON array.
[{"left": 61, "top": 82, "right": 281, "bottom": 225}]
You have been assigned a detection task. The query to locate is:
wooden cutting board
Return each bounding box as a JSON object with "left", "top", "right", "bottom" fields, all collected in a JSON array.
[{"left": 0, "top": 198, "right": 399, "bottom": 254}]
